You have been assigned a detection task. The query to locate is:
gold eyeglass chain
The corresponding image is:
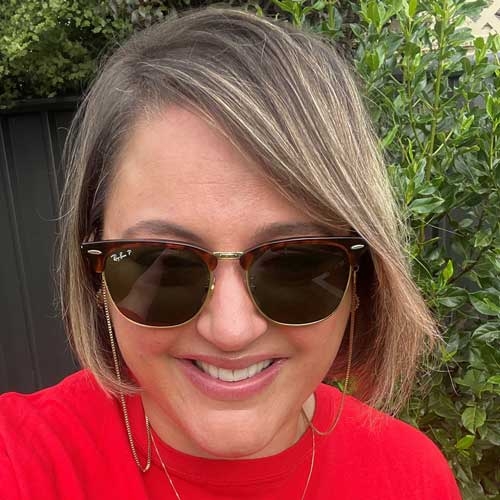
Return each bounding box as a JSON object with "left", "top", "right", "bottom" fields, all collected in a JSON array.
[
  {"left": 302, "top": 267, "right": 357, "bottom": 436},
  {"left": 103, "top": 280, "right": 152, "bottom": 473}
]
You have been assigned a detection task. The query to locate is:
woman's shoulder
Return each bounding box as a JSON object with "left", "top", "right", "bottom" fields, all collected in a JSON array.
[
  {"left": 316, "top": 382, "right": 450, "bottom": 458},
  {"left": 0, "top": 372, "right": 146, "bottom": 499},
  {"left": 0, "top": 370, "right": 117, "bottom": 447},
  {"left": 316, "top": 382, "right": 442, "bottom": 450},
  {"left": 0, "top": 370, "right": 111, "bottom": 419},
  {"left": 1, "top": 369, "right": 102, "bottom": 399},
  {"left": 314, "top": 383, "right": 461, "bottom": 499}
]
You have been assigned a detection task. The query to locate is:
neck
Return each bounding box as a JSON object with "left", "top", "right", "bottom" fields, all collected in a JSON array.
[{"left": 141, "top": 392, "right": 316, "bottom": 460}]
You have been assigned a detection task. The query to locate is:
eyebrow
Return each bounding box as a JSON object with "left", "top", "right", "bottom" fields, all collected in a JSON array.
[
  {"left": 121, "top": 220, "right": 203, "bottom": 243},
  {"left": 252, "top": 222, "right": 337, "bottom": 241},
  {"left": 121, "top": 219, "right": 342, "bottom": 245}
]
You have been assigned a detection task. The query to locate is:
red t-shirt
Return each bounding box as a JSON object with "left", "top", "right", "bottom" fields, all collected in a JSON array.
[{"left": 0, "top": 370, "right": 461, "bottom": 499}]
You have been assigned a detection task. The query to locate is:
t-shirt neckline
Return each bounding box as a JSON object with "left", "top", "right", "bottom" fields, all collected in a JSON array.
[{"left": 124, "top": 383, "right": 338, "bottom": 486}]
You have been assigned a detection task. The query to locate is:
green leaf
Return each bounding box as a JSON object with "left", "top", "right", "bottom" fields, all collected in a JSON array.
[
  {"left": 441, "top": 259, "right": 454, "bottom": 283},
  {"left": 381, "top": 125, "right": 398, "bottom": 149},
  {"left": 487, "top": 375, "right": 500, "bottom": 385},
  {"left": 408, "top": 197, "right": 445, "bottom": 215},
  {"left": 455, "top": 369, "right": 488, "bottom": 394},
  {"left": 472, "top": 323, "right": 500, "bottom": 343},
  {"left": 469, "top": 291, "right": 500, "bottom": 316},
  {"left": 474, "top": 229, "right": 492, "bottom": 248},
  {"left": 408, "top": 0, "right": 417, "bottom": 17},
  {"left": 436, "top": 287, "right": 467, "bottom": 308},
  {"left": 365, "top": 50, "right": 380, "bottom": 71},
  {"left": 486, "top": 94, "right": 494, "bottom": 120},
  {"left": 455, "top": 434, "right": 475, "bottom": 450},
  {"left": 428, "top": 389, "right": 459, "bottom": 419},
  {"left": 458, "top": 218, "right": 474, "bottom": 228},
  {"left": 364, "top": 0, "right": 381, "bottom": 29},
  {"left": 479, "top": 424, "right": 500, "bottom": 446},
  {"left": 461, "top": 407, "right": 486, "bottom": 433},
  {"left": 368, "top": 1, "right": 380, "bottom": 24},
  {"left": 312, "top": 0, "right": 325, "bottom": 11},
  {"left": 416, "top": 185, "right": 438, "bottom": 196}
]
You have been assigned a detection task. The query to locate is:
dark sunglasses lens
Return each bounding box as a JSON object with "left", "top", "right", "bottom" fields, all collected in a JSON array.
[
  {"left": 104, "top": 246, "right": 210, "bottom": 326},
  {"left": 249, "top": 244, "right": 351, "bottom": 324}
]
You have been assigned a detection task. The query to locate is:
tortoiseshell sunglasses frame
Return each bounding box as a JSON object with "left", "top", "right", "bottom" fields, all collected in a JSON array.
[{"left": 81, "top": 236, "right": 368, "bottom": 327}]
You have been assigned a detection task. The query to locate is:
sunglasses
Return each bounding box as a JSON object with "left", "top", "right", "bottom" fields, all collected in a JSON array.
[{"left": 81, "top": 236, "right": 367, "bottom": 327}]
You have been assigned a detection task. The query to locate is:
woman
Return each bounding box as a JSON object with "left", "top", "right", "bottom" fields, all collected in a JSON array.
[{"left": 0, "top": 8, "right": 461, "bottom": 499}]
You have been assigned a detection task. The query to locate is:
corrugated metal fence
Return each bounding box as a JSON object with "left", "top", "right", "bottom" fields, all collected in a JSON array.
[{"left": 0, "top": 99, "right": 79, "bottom": 394}]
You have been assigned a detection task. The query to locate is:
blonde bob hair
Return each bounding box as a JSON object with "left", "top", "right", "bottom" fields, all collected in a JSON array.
[{"left": 59, "top": 7, "right": 438, "bottom": 414}]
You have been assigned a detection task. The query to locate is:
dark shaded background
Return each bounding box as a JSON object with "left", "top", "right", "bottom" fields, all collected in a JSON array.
[{"left": 0, "top": 99, "right": 79, "bottom": 393}]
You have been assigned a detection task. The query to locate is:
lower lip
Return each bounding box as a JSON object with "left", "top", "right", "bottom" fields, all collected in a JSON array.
[{"left": 178, "top": 359, "right": 285, "bottom": 401}]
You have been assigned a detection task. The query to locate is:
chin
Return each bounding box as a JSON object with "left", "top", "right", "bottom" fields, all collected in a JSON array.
[
  {"left": 186, "top": 414, "right": 278, "bottom": 460},
  {"left": 196, "top": 435, "right": 272, "bottom": 460}
]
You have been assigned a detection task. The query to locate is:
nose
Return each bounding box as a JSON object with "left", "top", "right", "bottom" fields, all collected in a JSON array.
[{"left": 195, "top": 261, "right": 268, "bottom": 351}]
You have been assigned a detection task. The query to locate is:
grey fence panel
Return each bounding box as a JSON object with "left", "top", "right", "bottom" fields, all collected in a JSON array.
[
  {"left": 0, "top": 121, "right": 37, "bottom": 393},
  {"left": 51, "top": 111, "right": 75, "bottom": 193},
  {"left": 0, "top": 100, "right": 79, "bottom": 394}
]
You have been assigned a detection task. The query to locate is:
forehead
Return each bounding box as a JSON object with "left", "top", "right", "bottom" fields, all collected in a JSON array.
[{"left": 102, "top": 106, "right": 331, "bottom": 247}]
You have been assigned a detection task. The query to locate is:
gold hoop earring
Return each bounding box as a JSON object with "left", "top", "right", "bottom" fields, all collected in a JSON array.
[
  {"left": 102, "top": 276, "right": 152, "bottom": 472},
  {"left": 303, "top": 267, "right": 358, "bottom": 436}
]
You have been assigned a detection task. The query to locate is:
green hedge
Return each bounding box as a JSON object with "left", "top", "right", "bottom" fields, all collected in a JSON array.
[
  {"left": 345, "top": 3, "right": 499, "bottom": 498},
  {"left": 2, "top": 1, "right": 498, "bottom": 498}
]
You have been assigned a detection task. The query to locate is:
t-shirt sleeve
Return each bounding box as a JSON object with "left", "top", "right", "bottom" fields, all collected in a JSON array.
[
  {"left": 0, "top": 392, "right": 75, "bottom": 500},
  {"left": 421, "top": 439, "right": 462, "bottom": 499},
  {"left": 386, "top": 418, "right": 463, "bottom": 499},
  {"left": 0, "top": 435, "right": 21, "bottom": 500}
]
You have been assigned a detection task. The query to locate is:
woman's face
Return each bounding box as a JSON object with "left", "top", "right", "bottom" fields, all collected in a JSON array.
[{"left": 103, "top": 106, "right": 352, "bottom": 459}]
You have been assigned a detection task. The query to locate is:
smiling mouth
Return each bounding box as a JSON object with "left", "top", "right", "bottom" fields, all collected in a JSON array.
[{"left": 192, "top": 360, "right": 276, "bottom": 382}]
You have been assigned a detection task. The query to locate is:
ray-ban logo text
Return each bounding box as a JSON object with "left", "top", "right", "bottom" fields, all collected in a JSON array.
[{"left": 111, "top": 250, "right": 132, "bottom": 262}]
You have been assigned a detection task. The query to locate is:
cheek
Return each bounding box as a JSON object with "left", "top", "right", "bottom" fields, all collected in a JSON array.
[
  {"left": 109, "top": 304, "right": 175, "bottom": 368},
  {"left": 289, "top": 296, "right": 351, "bottom": 371},
  {"left": 300, "top": 319, "right": 346, "bottom": 361},
  {"left": 303, "top": 291, "right": 351, "bottom": 343}
]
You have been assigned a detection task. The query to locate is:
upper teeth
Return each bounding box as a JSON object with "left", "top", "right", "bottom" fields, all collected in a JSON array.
[{"left": 195, "top": 360, "right": 273, "bottom": 382}]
